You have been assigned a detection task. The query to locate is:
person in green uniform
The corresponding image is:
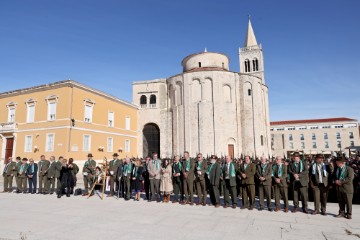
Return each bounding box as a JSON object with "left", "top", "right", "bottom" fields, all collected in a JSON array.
[
  {"left": 82, "top": 153, "right": 96, "bottom": 196},
  {"left": 239, "top": 155, "right": 256, "bottom": 210},
  {"left": 2, "top": 157, "right": 16, "bottom": 193},
  {"left": 272, "top": 156, "right": 289, "bottom": 212},
  {"left": 17, "top": 158, "right": 29, "bottom": 193},
  {"left": 182, "top": 151, "right": 195, "bottom": 205},
  {"left": 256, "top": 156, "right": 272, "bottom": 211},
  {"left": 194, "top": 153, "right": 208, "bottom": 206},
  {"left": 107, "top": 153, "right": 122, "bottom": 197},
  {"left": 37, "top": 155, "right": 50, "bottom": 194},
  {"left": 222, "top": 155, "right": 238, "bottom": 209}
]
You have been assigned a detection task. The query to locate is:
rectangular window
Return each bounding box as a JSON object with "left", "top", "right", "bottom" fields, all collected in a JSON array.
[
  {"left": 107, "top": 137, "right": 113, "bottom": 152},
  {"left": 27, "top": 105, "right": 35, "bottom": 123},
  {"left": 8, "top": 108, "right": 15, "bottom": 122},
  {"left": 125, "top": 139, "right": 130, "bottom": 152},
  {"left": 336, "top": 132, "right": 341, "bottom": 139},
  {"left": 312, "top": 142, "right": 317, "bottom": 149},
  {"left": 324, "top": 141, "right": 329, "bottom": 149},
  {"left": 312, "top": 133, "right": 316, "bottom": 140},
  {"left": 300, "top": 134, "right": 304, "bottom": 141},
  {"left": 301, "top": 142, "right": 305, "bottom": 149},
  {"left": 289, "top": 142, "right": 294, "bottom": 149},
  {"left": 125, "top": 116, "right": 131, "bottom": 130},
  {"left": 46, "top": 133, "right": 55, "bottom": 152},
  {"left": 260, "top": 135, "right": 264, "bottom": 146},
  {"left": 350, "top": 141, "right": 354, "bottom": 147},
  {"left": 337, "top": 141, "right": 342, "bottom": 148},
  {"left": 83, "top": 135, "right": 91, "bottom": 152},
  {"left": 349, "top": 132, "right": 354, "bottom": 139},
  {"left": 108, "top": 112, "right": 114, "bottom": 127},
  {"left": 322, "top": 125, "right": 331, "bottom": 129},
  {"left": 48, "top": 102, "right": 57, "bottom": 120},
  {"left": 287, "top": 127, "right": 295, "bottom": 131},
  {"left": 289, "top": 134, "right": 293, "bottom": 141},
  {"left": 324, "top": 132, "right": 328, "bottom": 140},
  {"left": 24, "top": 135, "right": 33, "bottom": 152},
  {"left": 84, "top": 105, "right": 93, "bottom": 123}
]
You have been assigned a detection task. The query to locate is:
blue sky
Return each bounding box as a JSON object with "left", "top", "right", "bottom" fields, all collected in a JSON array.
[{"left": 1, "top": 0, "right": 359, "bottom": 121}]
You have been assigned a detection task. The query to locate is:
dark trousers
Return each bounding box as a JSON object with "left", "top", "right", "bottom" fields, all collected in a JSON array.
[
  {"left": 149, "top": 178, "right": 160, "bottom": 201},
  {"left": 337, "top": 189, "right": 353, "bottom": 216},
  {"left": 15, "top": 176, "right": 20, "bottom": 190},
  {"left": 173, "top": 178, "right": 183, "bottom": 202},
  {"left": 223, "top": 179, "right": 237, "bottom": 206},
  {"left": 83, "top": 175, "right": 94, "bottom": 194},
  {"left": 195, "top": 178, "right": 206, "bottom": 203},
  {"left": 312, "top": 184, "right": 329, "bottom": 212},
  {"left": 209, "top": 184, "right": 220, "bottom": 205},
  {"left": 109, "top": 176, "right": 118, "bottom": 195},
  {"left": 28, "top": 177, "right": 37, "bottom": 193},
  {"left": 293, "top": 182, "right": 308, "bottom": 210},
  {"left": 3, "top": 175, "right": 13, "bottom": 192},
  {"left": 56, "top": 177, "right": 62, "bottom": 194},
  {"left": 274, "top": 185, "right": 289, "bottom": 209},
  {"left": 258, "top": 184, "right": 272, "bottom": 209},
  {"left": 241, "top": 184, "right": 255, "bottom": 208},
  {"left": 38, "top": 174, "right": 47, "bottom": 193},
  {"left": 123, "top": 176, "right": 131, "bottom": 199},
  {"left": 183, "top": 177, "right": 194, "bottom": 203},
  {"left": 144, "top": 178, "right": 150, "bottom": 200},
  {"left": 46, "top": 177, "right": 55, "bottom": 193}
]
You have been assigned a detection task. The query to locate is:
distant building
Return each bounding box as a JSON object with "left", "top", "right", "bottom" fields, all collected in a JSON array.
[
  {"left": 0, "top": 80, "right": 138, "bottom": 165},
  {"left": 133, "top": 19, "right": 271, "bottom": 159},
  {"left": 270, "top": 117, "right": 360, "bottom": 158}
]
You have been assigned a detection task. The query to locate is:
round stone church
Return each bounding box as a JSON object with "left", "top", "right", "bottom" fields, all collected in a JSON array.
[{"left": 132, "top": 19, "right": 270, "bottom": 159}]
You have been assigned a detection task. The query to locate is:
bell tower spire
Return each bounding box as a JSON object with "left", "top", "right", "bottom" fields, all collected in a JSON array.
[{"left": 244, "top": 15, "right": 258, "bottom": 47}]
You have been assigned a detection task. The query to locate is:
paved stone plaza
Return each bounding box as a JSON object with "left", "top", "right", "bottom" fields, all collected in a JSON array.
[{"left": 1, "top": 187, "right": 359, "bottom": 240}]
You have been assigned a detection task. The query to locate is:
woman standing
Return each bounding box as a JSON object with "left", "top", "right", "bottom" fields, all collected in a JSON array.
[
  {"left": 58, "top": 158, "right": 73, "bottom": 198},
  {"left": 160, "top": 158, "right": 173, "bottom": 203},
  {"left": 131, "top": 159, "right": 144, "bottom": 201},
  {"left": 68, "top": 158, "right": 78, "bottom": 194}
]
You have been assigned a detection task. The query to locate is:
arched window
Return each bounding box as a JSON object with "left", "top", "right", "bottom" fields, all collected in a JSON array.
[
  {"left": 223, "top": 85, "right": 231, "bottom": 103},
  {"left": 140, "top": 95, "right": 147, "bottom": 108},
  {"left": 244, "top": 59, "right": 250, "bottom": 72},
  {"left": 150, "top": 94, "right": 156, "bottom": 108},
  {"left": 252, "top": 58, "right": 259, "bottom": 71}
]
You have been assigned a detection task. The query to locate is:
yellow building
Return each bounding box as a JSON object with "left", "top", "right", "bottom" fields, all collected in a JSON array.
[{"left": 0, "top": 80, "right": 138, "bottom": 165}]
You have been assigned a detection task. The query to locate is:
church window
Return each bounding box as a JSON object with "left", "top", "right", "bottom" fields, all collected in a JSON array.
[
  {"left": 198, "top": 62, "right": 201, "bottom": 68},
  {"left": 248, "top": 89, "right": 252, "bottom": 96},
  {"left": 261, "top": 135, "right": 264, "bottom": 146},
  {"left": 223, "top": 85, "right": 231, "bottom": 103},
  {"left": 244, "top": 59, "right": 250, "bottom": 72},
  {"left": 252, "top": 58, "right": 259, "bottom": 71},
  {"left": 150, "top": 94, "right": 156, "bottom": 108},
  {"left": 140, "top": 95, "right": 147, "bottom": 108}
]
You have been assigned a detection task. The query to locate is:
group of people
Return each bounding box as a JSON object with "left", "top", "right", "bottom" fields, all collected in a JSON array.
[
  {"left": 2, "top": 151, "right": 357, "bottom": 220},
  {"left": 2, "top": 155, "right": 79, "bottom": 198}
]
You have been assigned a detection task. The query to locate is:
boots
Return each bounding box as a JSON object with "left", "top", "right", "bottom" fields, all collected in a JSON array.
[{"left": 164, "top": 194, "right": 170, "bottom": 203}]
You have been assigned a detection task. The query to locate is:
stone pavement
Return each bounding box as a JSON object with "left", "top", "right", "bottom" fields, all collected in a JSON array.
[{"left": 0, "top": 189, "right": 359, "bottom": 240}]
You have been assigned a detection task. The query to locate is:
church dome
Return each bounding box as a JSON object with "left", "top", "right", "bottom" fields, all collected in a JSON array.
[{"left": 181, "top": 52, "right": 229, "bottom": 72}]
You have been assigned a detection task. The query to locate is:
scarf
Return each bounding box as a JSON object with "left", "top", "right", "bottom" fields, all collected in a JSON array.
[
  {"left": 197, "top": 161, "right": 202, "bottom": 171},
  {"left": 123, "top": 163, "right": 132, "bottom": 175},
  {"left": 294, "top": 161, "right": 303, "bottom": 173},
  {"left": 132, "top": 166, "right": 138, "bottom": 178},
  {"left": 185, "top": 159, "right": 191, "bottom": 172},
  {"left": 207, "top": 163, "right": 214, "bottom": 176},
  {"left": 272, "top": 164, "right": 283, "bottom": 177},
  {"left": 261, "top": 163, "right": 267, "bottom": 175},
  {"left": 229, "top": 162, "right": 235, "bottom": 177},
  {"left": 336, "top": 166, "right": 346, "bottom": 181},
  {"left": 311, "top": 163, "right": 327, "bottom": 177},
  {"left": 173, "top": 162, "right": 182, "bottom": 174}
]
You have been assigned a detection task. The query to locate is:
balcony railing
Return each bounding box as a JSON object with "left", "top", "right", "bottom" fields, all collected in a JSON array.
[{"left": 0, "top": 122, "right": 16, "bottom": 132}]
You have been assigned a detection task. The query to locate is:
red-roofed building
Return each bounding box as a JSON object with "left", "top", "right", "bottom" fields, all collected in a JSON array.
[{"left": 270, "top": 117, "right": 359, "bottom": 157}]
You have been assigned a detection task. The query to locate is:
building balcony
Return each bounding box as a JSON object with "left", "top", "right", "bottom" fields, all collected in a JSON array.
[{"left": 0, "top": 122, "right": 17, "bottom": 132}]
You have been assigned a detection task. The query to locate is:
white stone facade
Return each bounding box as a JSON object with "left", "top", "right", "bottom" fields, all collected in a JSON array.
[{"left": 132, "top": 20, "right": 271, "bottom": 158}]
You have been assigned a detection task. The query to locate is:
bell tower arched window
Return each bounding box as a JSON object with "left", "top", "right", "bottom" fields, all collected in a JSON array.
[
  {"left": 149, "top": 94, "right": 156, "bottom": 108},
  {"left": 140, "top": 95, "right": 147, "bottom": 108},
  {"left": 252, "top": 58, "right": 259, "bottom": 71},
  {"left": 244, "top": 59, "right": 250, "bottom": 72}
]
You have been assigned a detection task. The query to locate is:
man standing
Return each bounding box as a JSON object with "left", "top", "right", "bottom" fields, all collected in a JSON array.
[
  {"left": 142, "top": 156, "right": 151, "bottom": 200},
  {"left": 172, "top": 155, "right": 183, "bottom": 204},
  {"left": 46, "top": 156, "right": 56, "bottom": 194},
  {"left": 222, "top": 155, "right": 238, "bottom": 209},
  {"left": 26, "top": 158, "right": 38, "bottom": 194},
  {"left": 182, "top": 151, "right": 195, "bottom": 205},
  {"left": 82, "top": 153, "right": 96, "bottom": 196},
  {"left": 272, "top": 156, "right": 289, "bottom": 212},
  {"left": 2, "top": 157, "right": 16, "bottom": 193},
  {"left": 55, "top": 156, "right": 63, "bottom": 195},
  {"left": 334, "top": 157, "right": 354, "bottom": 219},
  {"left": 147, "top": 153, "right": 161, "bottom": 202},
  {"left": 117, "top": 159, "right": 124, "bottom": 198},
  {"left": 17, "top": 158, "right": 29, "bottom": 193},
  {"left": 14, "top": 156, "right": 22, "bottom": 193},
  {"left": 256, "top": 156, "right": 272, "bottom": 211},
  {"left": 239, "top": 155, "right": 256, "bottom": 210},
  {"left": 206, "top": 155, "right": 221, "bottom": 208},
  {"left": 108, "top": 153, "right": 121, "bottom": 197},
  {"left": 310, "top": 154, "right": 332, "bottom": 215},
  {"left": 122, "top": 157, "right": 133, "bottom": 200},
  {"left": 195, "top": 153, "right": 208, "bottom": 206},
  {"left": 289, "top": 152, "right": 309, "bottom": 213},
  {"left": 38, "top": 155, "right": 50, "bottom": 194}
]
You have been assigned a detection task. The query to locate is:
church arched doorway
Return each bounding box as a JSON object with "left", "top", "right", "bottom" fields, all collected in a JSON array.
[{"left": 142, "top": 123, "right": 160, "bottom": 158}]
